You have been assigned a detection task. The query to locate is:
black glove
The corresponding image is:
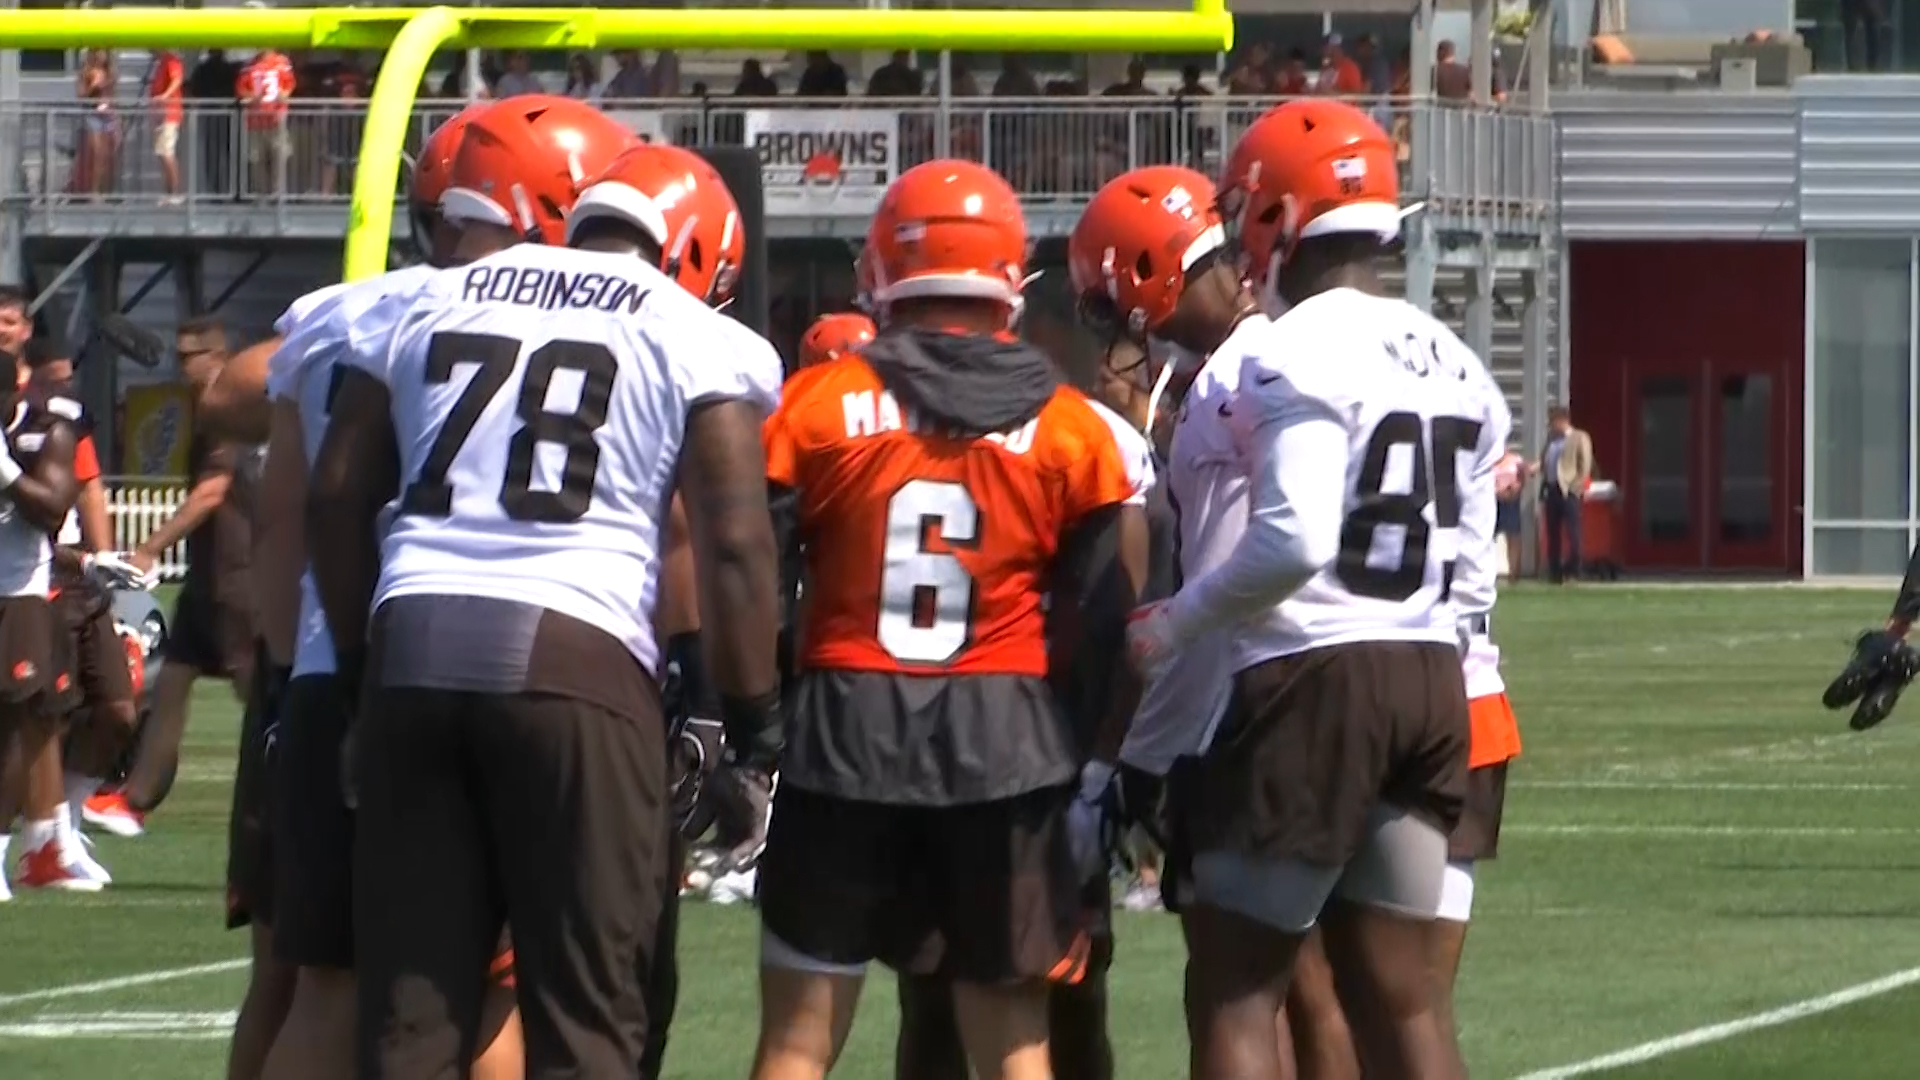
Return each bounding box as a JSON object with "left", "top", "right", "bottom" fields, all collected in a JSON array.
[
  {"left": 1824, "top": 628, "right": 1920, "bottom": 731},
  {"left": 720, "top": 688, "right": 783, "bottom": 774},
  {"left": 707, "top": 762, "right": 774, "bottom": 874},
  {"left": 670, "top": 716, "right": 725, "bottom": 840}
]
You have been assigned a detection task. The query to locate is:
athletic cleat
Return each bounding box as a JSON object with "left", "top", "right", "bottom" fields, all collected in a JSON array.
[
  {"left": 16, "top": 840, "right": 104, "bottom": 892},
  {"left": 65, "top": 831, "right": 112, "bottom": 886},
  {"left": 82, "top": 792, "right": 146, "bottom": 838}
]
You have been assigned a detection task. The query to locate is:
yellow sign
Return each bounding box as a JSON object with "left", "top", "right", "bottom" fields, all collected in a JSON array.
[{"left": 122, "top": 384, "right": 192, "bottom": 478}]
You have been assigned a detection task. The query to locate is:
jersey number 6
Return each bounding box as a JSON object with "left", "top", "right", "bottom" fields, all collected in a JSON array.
[
  {"left": 878, "top": 479, "right": 980, "bottom": 666},
  {"left": 399, "top": 331, "right": 617, "bottom": 523},
  {"left": 1338, "top": 410, "right": 1483, "bottom": 603}
]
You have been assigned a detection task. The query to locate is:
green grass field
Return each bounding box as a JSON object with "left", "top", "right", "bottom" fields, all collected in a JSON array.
[{"left": 4, "top": 585, "right": 1920, "bottom": 1079}]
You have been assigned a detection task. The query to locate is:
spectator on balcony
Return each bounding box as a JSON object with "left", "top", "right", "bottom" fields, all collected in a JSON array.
[
  {"left": 993, "top": 54, "right": 1041, "bottom": 97},
  {"left": 1843, "top": 0, "right": 1889, "bottom": 72},
  {"left": 565, "top": 53, "right": 602, "bottom": 102},
  {"left": 1225, "top": 42, "right": 1272, "bottom": 95},
  {"left": 797, "top": 51, "right": 849, "bottom": 97},
  {"left": 1102, "top": 57, "right": 1150, "bottom": 96},
  {"left": 318, "top": 57, "right": 367, "bottom": 196},
  {"left": 494, "top": 51, "right": 543, "bottom": 98},
  {"left": 147, "top": 49, "right": 185, "bottom": 204},
  {"left": 1172, "top": 64, "right": 1214, "bottom": 98},
  {"left": 1354, "top": 33, "right": 1392, "bottom": 95},
  {"left": 238, "top": 48, "right": 293, "bottom": 198},
  {"left": 1316, "top": 34, "right": 1367, "bottom": 95},
  {"left": 950, "top": 54, "right": 982, "bottom": 96},
  {"left": 1275, "top": 48, "right": 1312, "bottom": 96},
  {"left": 70, "top": 49, "right": 118, "bottom": 198},
  {"left": 869, "top": 50, "right": 923, "bottom": 96},
  {"left": 652, "top": 49, "right": 682, "bottom": 97},
  {"left": 734, "top": 59, "right": 777, "bottom": 97},
  {"left": 188, "top": 50, "right": 242, "bottom": 197},
  {"left": 1435, "top": 39, "right": 1472, "bottom": 100},
  {"left": 605, "top": 50, "right": 651, "bottom": 99}
]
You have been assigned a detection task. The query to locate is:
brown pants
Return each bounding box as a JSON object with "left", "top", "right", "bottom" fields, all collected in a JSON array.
[{"left": 351, "top": 681, "right": 669, "bottom": 1079}]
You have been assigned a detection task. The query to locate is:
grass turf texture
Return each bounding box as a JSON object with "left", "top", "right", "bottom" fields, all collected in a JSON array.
[{"left": 3, "top": 585, "right": 1920, "bottom": 1078}]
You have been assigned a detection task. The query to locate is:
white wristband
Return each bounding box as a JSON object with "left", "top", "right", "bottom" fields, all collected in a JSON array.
[{"left": 0, "top": 449, "right": 24, "bottom": 489}]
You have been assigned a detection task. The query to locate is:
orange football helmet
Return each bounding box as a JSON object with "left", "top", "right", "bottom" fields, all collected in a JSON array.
[
  {"left": 409, "top": 104, "right": 485, "bottom": 258},
  {"left": 441, "top": 96, "right": 639, "bottom": 246},
  {"left": 1220, "top": 99, "right": 1401, "bottom": 289},
  {"left": 858, "top": 159, "right": 1028, "bottom": 322},
  {"left": 1068, "top": 166, "right": 1227, "bottom": 338},
  {"left": 798, "top": 312, "right": 876, "bottom": 368},
  {"left": 567, "top": 143, "right": 744, "bottom": 306}
]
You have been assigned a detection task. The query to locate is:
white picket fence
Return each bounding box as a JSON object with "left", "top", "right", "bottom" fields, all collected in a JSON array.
[{"left": 106, "top": 479, "right": 190, "bottom": 581}]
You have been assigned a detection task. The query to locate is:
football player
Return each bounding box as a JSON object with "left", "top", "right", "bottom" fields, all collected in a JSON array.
[
  {"left": 0, "top": 366, "right": 84, "bottom": 902},
  {"left": 255, "top": 105, "right": 534, "bottom": 1080},
  {"left": 797, "top": 312, "right": 875, "bottom": 369},
  {"left": 752, "top": 159, "right": 1149, "bottom": 1080},
  {"left": 563, "top": 138, "right": 770, "bottom": 1080},
  {"left": 17, "top": 343, "right": 136, "bottom": 891},
  {"left": 1125, "top": 100, "right": 1505, "bottom": 1080},
  {"left": 308, "top": 95, "right": 783, "bottom": 1077}
]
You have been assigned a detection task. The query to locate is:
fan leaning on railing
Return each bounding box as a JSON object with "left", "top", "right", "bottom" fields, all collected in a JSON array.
[{"left": 106, "top": 479, "right": 190, "bottom": 582}]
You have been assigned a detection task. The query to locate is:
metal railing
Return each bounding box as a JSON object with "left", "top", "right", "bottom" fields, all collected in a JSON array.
[
  {"left": 10, "top": 95, "right": 1552, "bottom": 225},
  {"left": 106, "top": 479, "right": 188, "bottom": 581}
]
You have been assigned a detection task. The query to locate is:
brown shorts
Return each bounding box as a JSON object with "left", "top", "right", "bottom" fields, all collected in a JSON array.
[
  {"left": 896, "top": 925, "right": 1115, "bottom": 1080},
  {"left": 757, "top": 784, "right": 1090, "bottom": 984},
  {"left": 351, "top": 600, "right": 669, "bottom": 1080},
  {"left": 1183, "top": 640, "right": 1470, "bottom": 868},
  {"left": 0, "top": 595, "right": 61, "bottom": 713},
  {"left": 1448, "top": 761, "right": 1510, "bottom": 862},
  {"left": 72, "top": 600, "right": 134, "bottom": 707}
]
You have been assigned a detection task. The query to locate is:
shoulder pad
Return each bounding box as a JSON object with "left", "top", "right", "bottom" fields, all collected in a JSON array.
[{"left": 44, "top": 396, "right": 84, "bottom": 421}]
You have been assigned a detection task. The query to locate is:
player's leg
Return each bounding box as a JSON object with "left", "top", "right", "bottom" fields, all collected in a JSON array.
[
  {"left": 471, "top": 683, "right": 667, "bottom": 1076},
  {"left": 1283, "top": 930, "right": 1359, "bottom": 1080},
  {"left": 229, "top": 920, "right": 297, "bottom": 1080},
  {"left": 1432, "top": 757, "right": 1510, "bottom": 1038},
  {"left": 61, "top": 602, "right": 136, "bottom": 875},
  {"left": 753, "top": 787, "right": 895, "bottom": 1080},
  {"left": 1181, "top": 654, "right": 1359, "bottom": 1080},
  {"left": 933, "top": 786, "right": 1087, "bottom": 1080},
  {"left": 471, "top": 936, "right": 525, "bottom": 1080},
  {"left": 1313, "top": 644, "right": 1470, "bottom": 1080},
  {"left": 895, "top": 974, "right": 970, "bottom": 1080},
  {"left": 114, "top": 586, "right": 217, "bottom": 820},
  {"left": 3, "top": 597, "right": 94, "bottom": 891},
  {"left": 1046, "top": 914, "right": 1116, "bottom": 1080},
  {"left": 352, "top": 685, "right": 498, "bottom": 1079},
  {"left": 262, "top": 673, "right": 357, "bottom": 1080}
]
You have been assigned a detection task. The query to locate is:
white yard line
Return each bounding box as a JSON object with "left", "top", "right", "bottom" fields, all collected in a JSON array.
[
  {"left": 1508, "top": 824, "right": 1919, "bottom": 838},
  {"left": 0, "top": 1010, "right": 236, "bottom": 1040},
  {"left": 0, "top": 959, "right": 246, "bottom": 1010},
  {"left": 1516, "top": 780, "right": 1909, "bottom": 793},
  {"left": 1512, "top": 965, "right": 1920, "bottom": 1079}
]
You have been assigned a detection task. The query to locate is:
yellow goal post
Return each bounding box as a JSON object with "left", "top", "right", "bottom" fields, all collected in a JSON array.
[{"left": 0, "top": 4, "right": 1232, "bottom": 280}]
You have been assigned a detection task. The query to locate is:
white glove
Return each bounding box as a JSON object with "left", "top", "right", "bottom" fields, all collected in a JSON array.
[
  {"left": 1126, "top": 601, "right": 1180, "bottom": 677},
  {"left": 1065, "top": 760, "right": 1116, "bottom": 885},
  {"left": 0, "top": 447, "right": 22, "bottom": 489},
  {"left": 89, "top": 551, "right": 158, "bottom": 591}
]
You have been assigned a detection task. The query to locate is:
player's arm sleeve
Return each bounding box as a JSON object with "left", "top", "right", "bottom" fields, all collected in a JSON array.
[
  {"left": 72, "top": 433, "right": 100, "bottom": 485},
  {"left": 1450, "top": 383, "right": 1513, "bottom": 619},
  {"left": 1160, "top": 383, "right": 1351, "bottom": 640}
]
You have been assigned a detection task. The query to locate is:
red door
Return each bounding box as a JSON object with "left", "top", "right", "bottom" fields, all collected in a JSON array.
[{"left": 1619, "top": 355, "right": 1794, "bottom": 569}]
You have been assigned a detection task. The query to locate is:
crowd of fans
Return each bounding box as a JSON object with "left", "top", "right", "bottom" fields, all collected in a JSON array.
[{"left": 51, "top": 37, "right": 1497, "bottom": 201}]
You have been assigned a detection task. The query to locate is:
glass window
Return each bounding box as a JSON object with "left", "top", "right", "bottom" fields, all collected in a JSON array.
[
  {"left": 1813, "top": 238, "right": 1911, "bottom": 522},
  {"left": 1719, "top": 373, "right": 1774, "bottom": 543},
  {"left": 1811, "top": 526, "right": 1912, "bottom": 575}
]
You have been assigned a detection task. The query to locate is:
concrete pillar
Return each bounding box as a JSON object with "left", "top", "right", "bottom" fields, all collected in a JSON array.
[
  {"left": 0, "top": 0, "right": 23, "bottom": 288},
  {"left": 84, "top": 247, "right": 120, "bottom": 470},
  {"left": 1403, "top": 215, "right": 1437, "bottom": 315},
  {"left": 1470, "top": 0, "right": 1495, "bottom": 102},
  {"left": 1465, "top": 235, "right": 1496, "bottom": 369}
]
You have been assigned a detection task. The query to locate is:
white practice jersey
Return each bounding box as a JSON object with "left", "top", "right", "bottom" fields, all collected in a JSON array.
[
  {"left": 1212, "top": 288, "right": 1507, "bottom": 672},
  {"left": 0, "top": 403, "right": 53, "bottom": 598},
  {"left": 1084, "top": 398, "right": 1157, "bottom": 506},
  {"left": 1120, "top": 315, "right": 1271, "bottom": 774},
  {"left": 344, "top": 244, "right": 784, "bottom": 676},
  {"left": 268, "top": 266, "right": 435, "bottom": 678},
  {"left": 1447, "top": 364, "right": 1514, "bottom": 701}
]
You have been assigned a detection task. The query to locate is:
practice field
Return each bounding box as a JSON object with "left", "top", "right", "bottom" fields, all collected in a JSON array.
[{"left": 4, "top": 586, "right": 1920, "bottom": 1079}]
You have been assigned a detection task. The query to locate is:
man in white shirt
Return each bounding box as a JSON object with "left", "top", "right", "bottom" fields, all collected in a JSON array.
[
  {"left": 309, "top": 95, "right": 783, "bottom": 1077},
  {"left": 1129, "top": 100, "right": 1503, "bottom": 1079}
]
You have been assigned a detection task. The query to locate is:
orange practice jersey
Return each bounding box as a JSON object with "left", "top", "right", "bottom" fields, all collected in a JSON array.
[{"left": 765, "top": 355, "right": 1138, "bottom": 678}]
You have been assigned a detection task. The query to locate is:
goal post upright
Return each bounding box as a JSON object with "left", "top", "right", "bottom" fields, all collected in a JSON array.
[{"left": 0, "top": 4, "right": 1234, "bottom": 279}]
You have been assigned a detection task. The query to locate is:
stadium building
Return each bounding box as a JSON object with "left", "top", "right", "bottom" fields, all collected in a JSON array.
[{"left": 9, "top": 0, "right": 1913, "bottom": 579}]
